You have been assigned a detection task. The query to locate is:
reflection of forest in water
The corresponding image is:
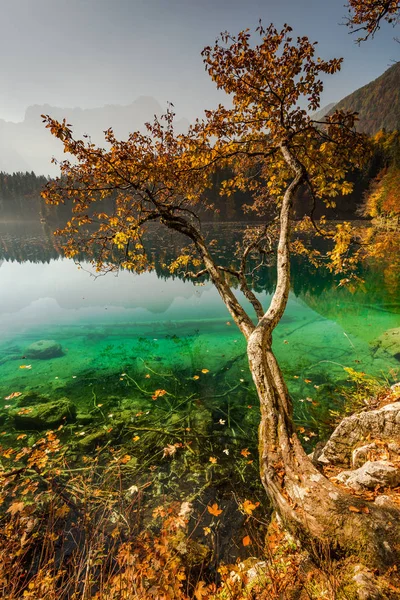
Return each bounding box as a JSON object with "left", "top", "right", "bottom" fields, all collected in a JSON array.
[
  {"left": 0, "top": 218, "right": 399, "bottom": 454},
  {"left": 0, "top": 218, "right": 399, "bottom": 314}
]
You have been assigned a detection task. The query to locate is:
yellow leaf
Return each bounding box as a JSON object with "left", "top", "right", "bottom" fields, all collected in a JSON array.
[
  {"left": 209, "top": 456, "right": 217, "bottom": 464},
  {"left": 193, "top": 375, "right": 200, "bottom": 380},
  {"left": 133, "top": 435, "right": 140, "bottom": 442},
  {"left": 201, "top": 369, "right": 209, "bottom": 374},
  {"left": 241, "top": 499, "right": 260, "bottom": 515}
]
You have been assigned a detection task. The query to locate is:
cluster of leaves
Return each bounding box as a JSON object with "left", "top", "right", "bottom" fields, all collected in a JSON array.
[{"left": 347, "top": 0, "right": 400, "bottom": 40}]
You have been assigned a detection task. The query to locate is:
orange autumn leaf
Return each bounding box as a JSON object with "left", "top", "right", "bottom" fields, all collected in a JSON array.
[
  {"left": 16, "top": 434, "right": 27, "bottom": 440},
  {"left": 207, "top": 503, "right": 223, "bottom": 517},
  {"left": 201, "top": 369, "right": 209, "bottom": 374},
  {"left": 194, "top": 581, "right": 209, "bottom": 600},
  {"left": 7, "top": 502, "right": 25, "bottom": 516},
  {"left": 209, "top": 456, "right": 217, "bottom": 464},
  {"left": 242, "top": 535, "right": 252, "bottom": 546},
  {"left": 241, "top": 448, "right": 251, "bottom": 458},
  {"left": 241, "top": 499, "right": 260, "bottom": 515},
  {"left": 4, "top": 392, "right": 22, "bottom": 400},
  {"left": 349, "top": 505, "right": 361, "bottom": 513},
  {"left": 120, "top": 454, "right": 131, "bottom": 464},
  {"left": 152, "top": 388, "right": 167, "bottom": 400}
]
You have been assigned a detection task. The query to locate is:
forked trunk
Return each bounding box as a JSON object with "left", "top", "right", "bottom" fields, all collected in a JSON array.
[{"left": 247, "top": 326, "right": 400, "bottom": 569}]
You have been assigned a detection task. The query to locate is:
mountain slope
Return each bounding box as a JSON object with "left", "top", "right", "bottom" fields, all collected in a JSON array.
[{"left": 332, "top": 62, "right": 400, "bottom": 135}]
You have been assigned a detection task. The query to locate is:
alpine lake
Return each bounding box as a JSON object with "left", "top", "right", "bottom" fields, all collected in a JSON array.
[{"left": 0, "top": 219, "right": 399, "bottom": 561}]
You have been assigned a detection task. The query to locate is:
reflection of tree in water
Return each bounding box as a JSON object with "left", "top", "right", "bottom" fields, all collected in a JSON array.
[{"left": 0, "top": 221, "right": 399, "bottom": 311}]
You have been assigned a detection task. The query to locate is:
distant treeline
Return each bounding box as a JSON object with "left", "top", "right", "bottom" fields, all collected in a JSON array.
[
  {"left": 0, "top": 171, "right": 49, "bottom": 220},
  {"left": 0, "top": 132, "right": 399, "bottom": 223}
]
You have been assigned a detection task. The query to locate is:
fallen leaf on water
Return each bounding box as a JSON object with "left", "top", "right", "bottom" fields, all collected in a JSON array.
[
  {"left": 16, "top": 434, "right": 27, "bottom": 440},
  {"left": 304, "top": 379, "right": 312, "bottom": 384},
  {"left": 4, "top": 392, "right": 22, "bottom": 400},
  {"left": 133, "top": 436, "right": 140, "bottom": 442},
  {"left": 19, "top": 365, "right": 32, "bottom": 370},
  {"left": 120, "top": 454, "right": 131, "bottom": 464},
  {"left": 218, "top": 419, "right": 226, "bottom": 425},
  {"left": 207, "top": 503, "right": 222, "bottom": 517},
  {"left": 152, "top": 389, "right": 167, "bottom": 400},
  {"left": 203, "top": 526, "right": 211, "bottom": 536},
  {"left": 241, "top": 499, "right": 260, "bottom": 515},
  {"left": 145, "top": 374, "right": 151, "bottom": 378},
  {"left": 209, "top": 456, "right": 217, "bottom": 464},
  {"left": 242, "top": 535, "right": 252, "bottom": 546},
  {"left": 241, "top": 448, "right": 251, "bottom": 458},
  {"left": 201, "top": 369, "right": 209, "bottom": 374},
  {"left": 193, "top": 375, "right": 200, "bottom": 380},
  {"left": 223, "top": 448, "right": 229, "bottom": 455},
  {"left": 163, "top": 444, "right": 177, "bottom": 458}
]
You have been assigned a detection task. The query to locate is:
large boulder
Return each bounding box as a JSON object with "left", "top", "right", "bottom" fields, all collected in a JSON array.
[
  {"left": 11, "top": 397, "right": 76, "bottom": 430},
  {"left": 24, "top": 340, "right": 64, "bottom": 360},
  {"left": 317, "top": 402, "right": 400, "bottom": 467},
  {"left": 335, "top": 460, "right": 400, "bottom": 491}
]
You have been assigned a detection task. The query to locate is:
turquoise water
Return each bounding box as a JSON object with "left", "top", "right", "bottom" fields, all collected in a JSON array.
[{"left": 0, "top": 222, "right": 399, "bottom": 438}]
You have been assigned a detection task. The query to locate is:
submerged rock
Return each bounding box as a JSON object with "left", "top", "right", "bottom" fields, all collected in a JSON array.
[
  {"left": 335, "top": 460, "right": 400, "bottom": 491},
  {"left": 11, "top": 397, "right": 76, "bottom": 430},
  {"left": 24, "top": 340, "right": 64, "bottom": 360},
  {"left": 15, "top": 391, "right": 51, "bottom": 407},
  {"left": 317, "top": 402, "right": 400, "bottom": 467},
  {"left": 76, "top": 429, "right": 108, "bottom": 451},
  {"left": 374, "top": 327, "right": 400, "bottom": 359}
]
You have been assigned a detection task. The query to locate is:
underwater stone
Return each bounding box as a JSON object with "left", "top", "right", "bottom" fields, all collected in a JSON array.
[
  {"left": 76, "top": 430, "right": 108, "bottom": 451},
  {"left": 76, "top": 412, "right": 94, "bottom": 425},
  {"left": 374, "top": 327, "right": 400, "bottom": 358},
  {"left": 25, "top": 340, "right": 64, "bottom": 360},
  {"left": 16, "top": 391, "right": 51, "bottom": 407},
  {"left": 11, "top": 397, "right": 76, "bottom": 430}
]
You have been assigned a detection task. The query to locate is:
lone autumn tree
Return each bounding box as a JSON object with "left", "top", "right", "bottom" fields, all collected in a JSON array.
[{"left": 42, "top": 24, "right": 400, "bottom": 568}]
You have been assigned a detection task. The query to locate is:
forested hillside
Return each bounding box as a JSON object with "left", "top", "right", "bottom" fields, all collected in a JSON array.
[{"left": 332, "top": 62, "right": 400, "bottom": 135}]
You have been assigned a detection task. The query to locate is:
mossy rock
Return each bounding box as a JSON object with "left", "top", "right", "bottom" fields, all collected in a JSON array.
[
  {"left": 76, "top": 429, "right": 108, "bottom": 451},
  {"left": 16, "top": 391, "right": 51, "bottom": 407},
  {"left": 24, "top": 340, "right": 64, "bottom": 360},
  {"left": 11, "top": 397, "right": 76, "bottom": 430},
  {"left": 76, "top": 412, "right": 94, "bottom": 425}
]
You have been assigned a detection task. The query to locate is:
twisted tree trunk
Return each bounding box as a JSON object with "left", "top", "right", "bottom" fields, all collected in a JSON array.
[
  {"left": 246, "top": 144, "right": 400, "bottom": 568},
  {"left": 248, "top": 331, "right": 400, "bottom": 568}
]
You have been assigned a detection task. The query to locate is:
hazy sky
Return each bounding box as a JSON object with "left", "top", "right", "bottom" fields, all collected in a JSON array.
[{"left": 0, "top": 0, "right": 398, "bottom": 123}]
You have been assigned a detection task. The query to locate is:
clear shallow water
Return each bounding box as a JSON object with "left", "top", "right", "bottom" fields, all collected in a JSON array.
[{"left": 0, "top": 222, "right": 399, "bottom": 433}]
